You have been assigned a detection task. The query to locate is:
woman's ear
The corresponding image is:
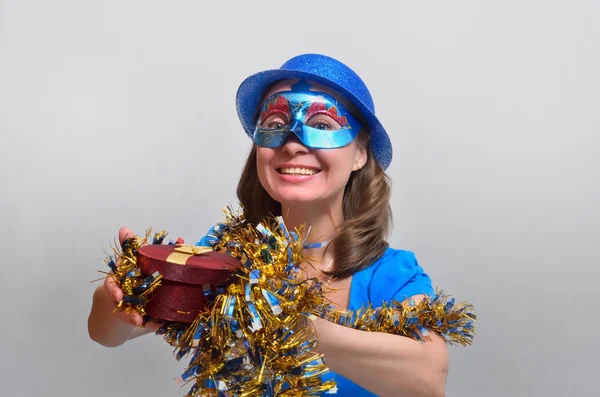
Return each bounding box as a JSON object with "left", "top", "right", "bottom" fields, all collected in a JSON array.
[{"left": 352, "top": 133, "right": 369, "bottom": 171}]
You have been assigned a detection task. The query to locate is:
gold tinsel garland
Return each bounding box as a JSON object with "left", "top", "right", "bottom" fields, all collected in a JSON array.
[{"left": 102, "top": 207, "right": 476, "bottom": 396}]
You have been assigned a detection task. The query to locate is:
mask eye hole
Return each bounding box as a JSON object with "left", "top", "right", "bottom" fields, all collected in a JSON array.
[
  {"left": 260, "top": 113, "right": 288, "bottom": 130},
  {"left": 305, "top": 114, "right": 342, "bottom": 131}
]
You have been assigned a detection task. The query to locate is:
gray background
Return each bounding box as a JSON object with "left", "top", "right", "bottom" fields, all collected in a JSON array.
[{"left": 1, "top": 1, "right": 598, "bottom": 396}]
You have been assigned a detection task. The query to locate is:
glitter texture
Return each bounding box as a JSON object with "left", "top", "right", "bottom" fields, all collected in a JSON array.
[{"left": 236, "top": 53, "right": 394, "bottom": 170}]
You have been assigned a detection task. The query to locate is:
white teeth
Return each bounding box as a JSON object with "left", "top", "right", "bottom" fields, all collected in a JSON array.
[{"left": 279, "top": 167, "right": 317, "bottom": 175}]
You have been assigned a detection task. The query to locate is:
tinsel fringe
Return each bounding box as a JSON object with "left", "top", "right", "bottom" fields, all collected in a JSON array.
[{"left": 102, "top": 206, "right": 476, "bottom": 396}]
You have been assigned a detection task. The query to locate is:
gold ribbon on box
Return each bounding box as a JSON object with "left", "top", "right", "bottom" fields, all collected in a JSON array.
[{"left": 166, "top": 244, "right": 213, "bottom": 265}]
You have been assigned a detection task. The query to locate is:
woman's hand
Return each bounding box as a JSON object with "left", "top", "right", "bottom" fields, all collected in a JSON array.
[
  {"left": 101, "top": 227, "right": 145, "bottom": 327},
  {"left": 88, "top": 227, "right": 156, "bottom": 347}
]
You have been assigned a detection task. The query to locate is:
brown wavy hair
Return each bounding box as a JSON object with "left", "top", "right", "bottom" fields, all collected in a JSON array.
[{"left": 236, "top": 144, "right": 392, "bottom": 279}]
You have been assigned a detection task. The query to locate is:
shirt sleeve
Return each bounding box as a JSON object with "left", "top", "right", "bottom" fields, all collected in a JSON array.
[
  {"left": 366, "top": 249, "right": 434, "bottom": 306},
  {"left": 390, "top": 251, "right": 434, "bottom": 302}
]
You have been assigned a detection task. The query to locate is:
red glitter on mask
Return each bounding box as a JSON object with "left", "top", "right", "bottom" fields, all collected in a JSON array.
[
  {"left": 306, "top": 98, "right": 348, "bottom": 127},
  {"left": 260, "top": 95, "right": 290, "bottom": 121}
]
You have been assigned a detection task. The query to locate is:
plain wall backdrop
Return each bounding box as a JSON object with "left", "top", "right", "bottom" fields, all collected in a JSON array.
[{"left": 1, "top": 1, "right": 598, "bottom": 396}]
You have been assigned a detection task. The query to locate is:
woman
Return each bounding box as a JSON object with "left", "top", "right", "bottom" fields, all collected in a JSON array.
[{"left": 89, "top": 54, "right": 449, "bottom": 397}]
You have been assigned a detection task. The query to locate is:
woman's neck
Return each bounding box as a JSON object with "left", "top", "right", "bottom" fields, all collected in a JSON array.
[{"left": 280, "top": 201, "right": 343, "bottom": 246}]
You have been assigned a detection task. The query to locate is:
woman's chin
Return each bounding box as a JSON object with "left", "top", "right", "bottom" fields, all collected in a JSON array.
[{"left": 277, "top": 195, "right": 321, "bottom": 208}]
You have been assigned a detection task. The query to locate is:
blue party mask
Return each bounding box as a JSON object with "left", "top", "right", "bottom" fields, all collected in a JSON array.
[{"left": 253, "top": 80, "right": 362, "bottom": 149}]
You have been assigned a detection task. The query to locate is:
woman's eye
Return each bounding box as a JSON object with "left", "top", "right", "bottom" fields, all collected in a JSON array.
[
  {"left": 265, "top": 121, "right": 285, "bottom": 129},
  {"left": 261, "top": 114, "right": 288, "bottom": 129},
  {"left": 312, "top": 121, "right": 332, "bottom": 130},
  {"left": 307, "top": 115, "right": 340, "bottom": 131}
]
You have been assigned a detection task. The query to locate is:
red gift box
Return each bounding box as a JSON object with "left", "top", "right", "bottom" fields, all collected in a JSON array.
[{"left": 137, "top": 244, "right": 240, "bottom": 323}]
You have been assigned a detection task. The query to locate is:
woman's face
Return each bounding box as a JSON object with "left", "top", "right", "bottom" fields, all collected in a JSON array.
[{"left": 255, "top": 79, "right": 367, "bottom": 209}]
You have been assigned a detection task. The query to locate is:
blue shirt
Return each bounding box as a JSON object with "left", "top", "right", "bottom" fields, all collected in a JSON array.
[
  {"left": 196, "top": 233, "right": 433, "bottom": 396},
  {"left": 319, "top": 247, "right": 434, "bottom": 396}
]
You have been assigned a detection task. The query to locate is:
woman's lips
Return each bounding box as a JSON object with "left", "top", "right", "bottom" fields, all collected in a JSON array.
[
  {"left": 276, "top": 166, "right": 321, "bottom": 183},
  {"left": 277, "top": 166, "right": 320, "bottom": 176}
]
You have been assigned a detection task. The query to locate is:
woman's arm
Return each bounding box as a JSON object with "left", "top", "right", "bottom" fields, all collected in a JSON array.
[{"left": 312, "top": 296, "right": 449, "bottom": 397}]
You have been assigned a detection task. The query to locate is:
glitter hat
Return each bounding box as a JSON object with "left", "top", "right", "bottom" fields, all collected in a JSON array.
[{"left": 235, "top": 53, "right": 393, "bottom": 170}]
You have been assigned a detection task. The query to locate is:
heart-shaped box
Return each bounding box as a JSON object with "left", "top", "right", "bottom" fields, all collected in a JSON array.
[{"left": 136, "top": 244, "right": 240, "bottom": 323}]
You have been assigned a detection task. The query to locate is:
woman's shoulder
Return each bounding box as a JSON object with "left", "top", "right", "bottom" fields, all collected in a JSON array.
[
  {"left": 375, "top": 246, "right": 419, "bottom": 265},
  {"left": 350, "top": 247, "right": 434, "bottom": 308},
  {"left": 358, "top": 247, "right": 422, "bottom": 278}
]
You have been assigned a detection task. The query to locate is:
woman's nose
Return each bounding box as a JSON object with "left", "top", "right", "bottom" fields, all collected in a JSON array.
[{"left": 281, "top": 132, "right": 310, "bottom": 156}]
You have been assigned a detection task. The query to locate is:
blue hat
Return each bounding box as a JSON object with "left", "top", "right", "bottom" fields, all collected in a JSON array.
[{"left": 235, "top": 54, "right": 392, "bottom": 170}]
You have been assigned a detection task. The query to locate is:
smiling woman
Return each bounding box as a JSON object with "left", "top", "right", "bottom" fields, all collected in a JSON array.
[
  {"left": 233, "top": 55, "right": 451, "bottom": 396},
  {"left": 237, "top": 76, "right": 386, "bottom": 281},
  {"left": 88, "top": 53, "right": 474, "bottom": 397},
  {"left": 256, "top": 80, "right": 368, "bottom": 212}
]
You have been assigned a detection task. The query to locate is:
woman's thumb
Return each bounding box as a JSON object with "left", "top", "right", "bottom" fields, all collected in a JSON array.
[{"left": 118, "top": 227, "right": 137, "bottom": 246}]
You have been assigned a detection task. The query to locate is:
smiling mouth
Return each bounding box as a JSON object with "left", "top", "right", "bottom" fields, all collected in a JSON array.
[{"left": 277, "top": 167, "right": 321, "bottom": 176}]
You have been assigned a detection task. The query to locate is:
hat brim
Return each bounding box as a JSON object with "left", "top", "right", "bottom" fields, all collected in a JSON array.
[{"left": 236, "top": 69, "right": 392, "bottom": 170}]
